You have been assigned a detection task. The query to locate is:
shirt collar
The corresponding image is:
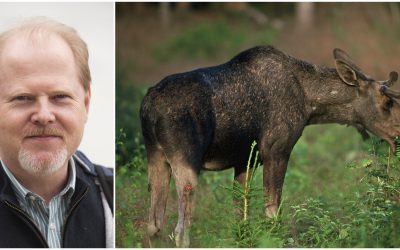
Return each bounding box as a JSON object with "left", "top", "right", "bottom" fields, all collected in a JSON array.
[{"left": 1, "top": 158, "right": 76, "bottom": 202}]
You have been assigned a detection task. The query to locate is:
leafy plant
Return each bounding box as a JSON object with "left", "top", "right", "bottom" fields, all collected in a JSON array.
[
  {"left": 115, "top": 131, "right": 148, "bottom": 247},
  {"left": 221, "top": 141, "right": 264, "bottom": 247},
  {"left": 115, "top": 59, "right": 147, "bottom": 168},
  {"left": 290, "top": 198, "right": 346, "bottom": 247},
  {"left": 343, "top": 135, "right": 400, "bottom": 247}
]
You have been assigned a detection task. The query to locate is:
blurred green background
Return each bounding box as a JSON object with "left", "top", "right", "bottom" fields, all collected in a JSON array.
[{"left": 116, "top": 3, "right": 400, "bottom": 247}]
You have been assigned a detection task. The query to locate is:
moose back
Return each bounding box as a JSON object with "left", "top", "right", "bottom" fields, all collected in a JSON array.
[{"left": 140, "top": 45, "right": 400, "bottom": 247}]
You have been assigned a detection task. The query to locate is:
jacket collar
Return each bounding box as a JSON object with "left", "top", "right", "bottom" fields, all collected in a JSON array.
[
  {"left": 72, "top": 151, "right": 97, "bottom": 177},
  {"left": 0, "top": 159, "right": 76, "bottom": 204},
  {"left": 0, "top": 151, "right": 94, "bottom": 203}
]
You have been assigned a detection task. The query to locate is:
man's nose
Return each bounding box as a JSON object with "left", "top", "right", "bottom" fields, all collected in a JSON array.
[{"left": 31, "top": 98, "right": 56, "bottom": 125}]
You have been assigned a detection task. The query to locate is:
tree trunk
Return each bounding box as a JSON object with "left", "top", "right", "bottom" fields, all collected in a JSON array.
[
  {"left": 160, "top": 2, "right": 171, "bottom": 28},
  {"left": 296, "top": 2, "right": 315, "bottom": 31}
]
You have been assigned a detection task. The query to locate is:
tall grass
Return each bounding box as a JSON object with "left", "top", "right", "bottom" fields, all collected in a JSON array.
[
  {"left": 259, "top": 135, "right": 400, "bottom": 248},
  {"left": 116, "top": 127, "right": 400, "bottom": 247},
  {"left": 229, "top": 141, "right": 263, "bottom": 247}
]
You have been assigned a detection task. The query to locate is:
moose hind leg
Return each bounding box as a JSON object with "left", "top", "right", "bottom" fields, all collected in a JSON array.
[
  {"left": 147, "top": 149, "right": 172, "bottom": 237},
  {"left": 233, "top": 168, "right": 246, "bottom": 219},
  {"left": 169, "top": 157, "right": 199, "bottom": 248}
]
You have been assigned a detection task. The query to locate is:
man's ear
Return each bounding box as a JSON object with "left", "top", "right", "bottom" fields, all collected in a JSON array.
[
  {"left": 84, "top": 85, "right": 91, "bottom": 121},
  {"left": 335, "top": 59, "right": 359, "bottom": 86}
]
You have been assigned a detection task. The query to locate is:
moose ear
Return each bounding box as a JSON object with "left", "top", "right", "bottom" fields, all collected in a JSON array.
[
  {"left": 333, "top": 48, "right": 352, "bottom": 62},
  {"left": 335, "top": 59, "right": 358, "bottom": 86},
  {"left": 333, "top": 48, "right": 367, "bottom": 87}
]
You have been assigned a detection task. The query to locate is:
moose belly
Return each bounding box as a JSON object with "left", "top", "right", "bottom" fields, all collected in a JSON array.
[
  {"left": 202, "top": 136, "right": 256, "bottom": 171},
  {"left": 203, "top": 160, "right": 234, "bottom": 171}
]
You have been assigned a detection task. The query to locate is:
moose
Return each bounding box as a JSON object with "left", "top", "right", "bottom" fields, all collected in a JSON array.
[{"left": 140, "top": 45, "right": 400, "bottom": 247}]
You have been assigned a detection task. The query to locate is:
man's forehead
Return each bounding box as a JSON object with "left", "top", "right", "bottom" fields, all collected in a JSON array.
[
  {"left": 0, "top": 34, "right": 78, "bottom": 88},
  {"left": 0, "top": 33, "right": 75, "bottom": 71},
  {"left": 3, "top": 31, "right": 71, "bottom": 55}
]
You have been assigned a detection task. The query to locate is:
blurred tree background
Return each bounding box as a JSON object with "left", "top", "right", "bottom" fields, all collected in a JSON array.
[{"left": 116, "top": 3, "right": 400, "bottom": 247}]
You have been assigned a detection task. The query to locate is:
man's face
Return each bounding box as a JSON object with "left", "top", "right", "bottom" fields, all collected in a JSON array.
[{"left": 0, "top": 33, "right": 90, "bottom": 176}]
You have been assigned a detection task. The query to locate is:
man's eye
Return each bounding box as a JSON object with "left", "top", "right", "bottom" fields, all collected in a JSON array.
[
  {"left": 53, "top": 94, "right": 69, "bottom": 100},
  {"left": 14, "top": 96, "right": 33, "bottom": 101}
]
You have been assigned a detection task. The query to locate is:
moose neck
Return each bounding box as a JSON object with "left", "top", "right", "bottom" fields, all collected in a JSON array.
[{"left": 293, "top": 61, "right": 359, "bottom": 126}]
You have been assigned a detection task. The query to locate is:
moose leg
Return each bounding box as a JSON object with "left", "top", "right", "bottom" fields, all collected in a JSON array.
[
  {"left": 147, "top": 149, "right": 172, "bottom": 237},
  {"left": 233, "top": 168, "right": 246, "bottom": 219},
  {"left": 263, "top": 156, "right": 289, "bottom": 218},
  {"left": 170, "top": 159, "right": 198, "bottom": 248},
  {"left": 152, "top": 110, "right": 211, "bottom": 247},
  {"left": 234, "top": 167, "right": 248, "bottom": 185},
  {"left": 260, "top": 122, "right": 303, "bottom": 218}
]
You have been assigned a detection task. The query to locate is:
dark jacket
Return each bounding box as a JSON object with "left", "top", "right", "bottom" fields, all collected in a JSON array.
[{"left": 0, "top": 151, "right": 113, "bottom": 248}]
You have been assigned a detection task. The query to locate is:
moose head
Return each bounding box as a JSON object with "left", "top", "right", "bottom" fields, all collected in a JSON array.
[{"left": 334, "top": 49, "right": 400, "bottom": 151}]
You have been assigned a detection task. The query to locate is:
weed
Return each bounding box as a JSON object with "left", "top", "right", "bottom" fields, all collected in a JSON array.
[
  {"left": 229, "top": 141, "right": 263, "bottom": 247},
  {"left": 343, "top": 136, "right": 400, "bottom": 247},
  {"left": 116, "top": 62, "right": 147, "bottom": 166},
  {"left": 115, "top": 132, "right": 148, "bottom": 247},
  {"left": 290, "top": 198, "right": 344, "bottom": 247},
  {"left": 116, "top": 125, "right": 400, "bottom": 247},
  {"left": 229, "top": 135, "right": 400, "bottom": 248}
]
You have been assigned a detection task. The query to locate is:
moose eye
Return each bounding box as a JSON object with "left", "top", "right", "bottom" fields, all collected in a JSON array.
[{"left": 383, "top": 98, "right": 394, "bottom": 112}]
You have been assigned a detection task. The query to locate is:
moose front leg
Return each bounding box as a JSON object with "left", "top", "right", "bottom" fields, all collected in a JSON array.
[
  {"left": 263, "top": 156, "right": 289, "bottom": 218},
  {"left": 260, "top": 122, "right": 304, "bottom": 218}
]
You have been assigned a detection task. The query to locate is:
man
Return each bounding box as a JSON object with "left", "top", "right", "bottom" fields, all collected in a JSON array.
[{"left": 0, "top": 17, "right": 114, "bottom": 248}]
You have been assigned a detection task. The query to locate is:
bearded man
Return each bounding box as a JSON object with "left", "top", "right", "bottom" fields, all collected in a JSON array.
[{"left": 0, "top": 17, "right": 113, "bottom": 248}]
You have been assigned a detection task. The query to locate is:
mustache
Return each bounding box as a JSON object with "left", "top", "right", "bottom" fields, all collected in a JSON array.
[{"left": 23, "top": 127, "right": 65, "bottom": 138}]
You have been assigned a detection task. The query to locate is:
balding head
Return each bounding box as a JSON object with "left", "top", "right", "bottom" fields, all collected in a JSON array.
[{"left": 0, "top": 17, "right": 91, "bottom": 91}]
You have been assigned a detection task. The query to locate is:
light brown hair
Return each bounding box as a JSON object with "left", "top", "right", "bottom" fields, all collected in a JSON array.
[{"left": 0, "top": 17, "right": 91, "bottom": 91}]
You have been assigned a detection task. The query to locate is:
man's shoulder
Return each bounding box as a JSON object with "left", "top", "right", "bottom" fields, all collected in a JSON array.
[
  {"left": 72, "top": 151, "right": 114, "bottom": 177},
  {"left": 73, "top": 150, "right": 114, "bottom": 212}
]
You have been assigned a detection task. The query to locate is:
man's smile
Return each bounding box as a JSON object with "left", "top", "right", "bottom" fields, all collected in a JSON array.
[{"left": 24, "top": 135, "right": 63, "bottom": 143}]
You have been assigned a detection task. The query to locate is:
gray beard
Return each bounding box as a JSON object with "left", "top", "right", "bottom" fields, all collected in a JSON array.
[{"left": 18, "top": 147, "right": 68, "bottom": 176}]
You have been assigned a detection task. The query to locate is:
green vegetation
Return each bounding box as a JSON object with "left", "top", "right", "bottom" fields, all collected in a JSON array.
[
  {"left": 153, "top": 21, "right": 246, "bottom": 62},
  {"left": 116, "top": 121, "right": 400, "bottom": 247},
  {"left": 115, "top": 59, "right": 147, "bottom": 166},
  {"left": 152, "top": 19, "right": 279, "bottom": 63}
]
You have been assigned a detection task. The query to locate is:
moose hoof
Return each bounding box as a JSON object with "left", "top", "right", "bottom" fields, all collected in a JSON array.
[{"left": 266, "top": 204, "right": 278, "bottom": 218}]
